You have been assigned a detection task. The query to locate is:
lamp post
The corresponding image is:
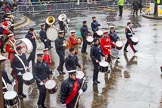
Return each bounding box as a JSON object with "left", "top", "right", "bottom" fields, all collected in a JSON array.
[{"left": 0, "top": 55, "right": 7, "bottom": 108}]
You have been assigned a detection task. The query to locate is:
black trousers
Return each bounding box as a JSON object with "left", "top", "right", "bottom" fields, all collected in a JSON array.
[
  {"left": 56, "top": 50, "right": 65, "bottom": 72},
  {"left": 93, "top": 62, "right": 99, "bottom": 82},
  {"left": 93, "top": 33, "right": 98, "bottom": 39},
  {"left": 37, "top": 85, "right": 46, "bottom": 106},
  {"left": 124, "top": 39, "right": 136, "bottom": 52},
  {"left": 43, "top": 39, "right": 51, "bottom": 49},
  {"left": 118, "top": 6, "right": 123, "bottom": 16},
  {"left": 81, "top": 38, "right": 88, "bottom": 53},
  {"left": 28, "top": 48, "right": 36, "bottom": 71},
  {"left": 17, "top": 76, "right": 23, "bottom": 95},
  {"left": 133, "top": 9, "right": 138, "bottom": 15}
]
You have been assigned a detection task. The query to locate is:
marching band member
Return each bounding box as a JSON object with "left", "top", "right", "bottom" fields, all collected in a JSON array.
[
  {"left": 65, "top": 48, "right": 83, "bottom": 71},
  {"left": 100, "top": 31, "right": 115, "bottom": 63},
  {"left": 69, "top": 30, "right": 80, "bottom": 54},
  {"left": 43, "top": 48, "right": 52, "bottom": 66},
  {"left": 91, "top": 17, "right": 101, "bottom": 38},
  {"left": 60, "top": 70, "right": 87, "bottom": 108},
  {"left": 2, "top": 18, "right": 12, "bottom": 35},
  {"left": 33, "top": 52, "right": 52, "bottom": 108},
  {"left": 25, "top": 28, "right": 37, "bottom": 69},
  {"left": 124, "top": 22, "right": 137, "bottom": 53},
  {"left": 5, "top": 33, "right": 16, "bottom": 61},
  {"left": 39, "top": 23, "right": 52, "bottom": 49},
  {"left": 80, "top": 20, "right": 91, "bottom": 54},
  {"left": 90, "top": 38, "right": 102, "bottom": 84},
  {"left": 11, "top": 46, "right": 29, "bottom": 99},
  {"left": 109, "top": 26, "right": 119, "bottom": 43},
  {"left": 55, "top": 31, "right": 66, "bottom": 74}
]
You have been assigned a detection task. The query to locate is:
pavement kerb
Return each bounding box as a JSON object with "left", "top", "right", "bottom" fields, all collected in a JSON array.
[{"left": 14, "top": 15, "right": 31, "bottom": 30}]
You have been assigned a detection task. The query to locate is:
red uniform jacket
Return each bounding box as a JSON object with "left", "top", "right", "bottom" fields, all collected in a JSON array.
[
  {"left": 43, "top": 54, "right": 51, "bottom": 66},
  {"left": 69, "top": 36, "right": 78, "bottom": 48},
  {"left": 5, "top": 40, "right": 15, "bottom": 60},
  {"left": 100, "top": 36, "right": 115, "bottom": 55}
]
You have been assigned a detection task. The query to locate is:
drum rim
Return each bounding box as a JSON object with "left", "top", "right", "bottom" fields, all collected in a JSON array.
[
  {"left": 45, "top": 80, "right": 56, "bottom": 89},
  {"left": 4, "top": 91, "right": 17, "bottom": 100}
]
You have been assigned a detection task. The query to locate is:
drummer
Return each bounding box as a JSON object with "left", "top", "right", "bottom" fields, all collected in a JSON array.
[
  {"left": 69, "top": 30, "right": 80, "bottom": 54},
  {"left": 33, "top": 52, "right": 52, "bottom": 108},
  {"left": 11, "top": 46, "right": 29, "bottom": 99},
  {"left": 109, "top": 26, "right": 119, "bottom": 43},
  {"left": 100, "top": 31, "right": 115, "bottom": 63},
  {"left": 60, "top": 70, "right": 87, "bottom": 108},
  {"left": 80, "top": 20, "right": 91, "bottom": 54},
  {"left": 90, "top": 38, "right": 103, "bottom": 84},
  {"left": 124, "top": 22, "right": 137, "bottom": 53},
  {"left": 65, "top": 48, "right": 83, "bottom": 71}
]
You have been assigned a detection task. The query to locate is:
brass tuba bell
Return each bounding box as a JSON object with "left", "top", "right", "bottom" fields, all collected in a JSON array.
[
  {"left": 58, "top": 14, "right": 67, "bottom": 22},
  {"left": 46, "top": 16, "right": 55, "bottom": 26}
]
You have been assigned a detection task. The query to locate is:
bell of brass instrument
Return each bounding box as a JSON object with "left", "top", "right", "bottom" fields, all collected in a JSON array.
[{"left": 46, "top": 16, "right": 55, "bottom": 26}]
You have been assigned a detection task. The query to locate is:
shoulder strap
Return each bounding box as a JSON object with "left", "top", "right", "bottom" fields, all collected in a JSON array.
[
  {"left": 2, "top": 77, "right": 8, "bottom": 90},
  {"left": 15, "top": 54, "right": 26, "bottom": 70}
]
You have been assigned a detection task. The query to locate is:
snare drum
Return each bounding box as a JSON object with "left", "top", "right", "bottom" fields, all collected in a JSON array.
[
  {"left": 76, "top": 71, "right": 84, "bottom": 79},
  {"left": 23, "top": 72, "right": 35, "bottom": 85},
  {"left": 131, "top": 36, "right": 139, "bottom": 45},
  {"left": 99, "top": 61, "right": 109, "bottom": 72},
  {"left": 45, "top": 80, "right": 58, "bottom": 94},
  {"left": 96, "top": 30, "right": 103, "bottom": 36},
  {"left": 111, "top": 48, "right": 119, "bottom": 58},
  {"left": 86, "top": 36, "right": 94, "bottom": 44},
  {"left": 116, "top": 41, "right": 123, "bottom": 50},
  {"left": 4, "top": 91, "right": 19, "bottom": 106}
]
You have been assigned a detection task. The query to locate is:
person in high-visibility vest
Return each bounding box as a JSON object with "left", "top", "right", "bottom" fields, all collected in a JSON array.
[{"left": 118, "top": 0, "right": 125, "bottom": 16}]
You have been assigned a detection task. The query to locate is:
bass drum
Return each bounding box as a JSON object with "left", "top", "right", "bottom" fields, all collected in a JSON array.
[
  {"left": 46, "top": 26, "right": 58, "bottom": 41},
  {"left": 99, "top": 61, "right": 109, "bottom": 72},
  {"left": 15, "top": 38, "right": 33, "bottom": 54},
  {"left": 4, "top": 91, "right": 19, "bottom": 106},
  {"left": 86, "top": 36, "right": 94, "bottom": 45}
]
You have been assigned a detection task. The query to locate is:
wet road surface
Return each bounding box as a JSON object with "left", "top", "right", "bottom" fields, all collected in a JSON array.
[{"left": 4, "top": 8, "right": 162, "bottom": 108}]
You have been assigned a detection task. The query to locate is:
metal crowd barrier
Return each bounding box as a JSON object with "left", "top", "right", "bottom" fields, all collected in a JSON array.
[{"left": 16, "top": 1, "right": 150, "bottom": 13}]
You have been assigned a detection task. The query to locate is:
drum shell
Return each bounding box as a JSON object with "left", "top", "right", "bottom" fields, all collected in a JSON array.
[
  {"left": 131, "top": 37, "right": 139, "bottom": 45},
  {"left": 116, "top": 41, "right": 123, "bottom": 50},
  {"left": 132, "top": 41, "right": 138, "bottom": 45},
  {"left": 99, "top": 66, "right": 109, "bottom": 72},
  {"left": 46, "top": 85, "right": 58, "bottom": 94},
  {"left": 5, "top": 96, "right": 19, "bottom": 106},
  {"left": 23, "top": 78, "right": 35, "bottom": 85}
]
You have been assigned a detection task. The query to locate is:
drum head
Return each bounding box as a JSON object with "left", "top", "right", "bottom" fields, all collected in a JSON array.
[
  {"left": 23, "top": 72, "right": 33, "bottom": 81},
  {"left": 15, "top": 38, "right": 33, "bottom": 54},
  {"left": 99, "top": 61, "right": 109, "bottom": 67},
  {"left": 46, "top": 27, "right": 58, "bottom": 41},
  {"left": 96, "top": 30, "right": 103, "bottom": 36},
  {"left": 86, "top": 36, "right": 93, "bottom": 42},
  {"left": 131, "top": 37, "right": 138, "bottom": 43},
  {"left": 116, "top": 41, "right": 123, "bottom": 47},
  {"left": 4, "top": 91, "right": 17, "bottom": 100},
  {"left": 76, "top": 71, "right": 84, "bottom": 79},
  {"left": 111, "top": 48, "right": 119, "bottom": 58},
  {"left": 45, "top": 80, "right": 56, "bottom": 89}
]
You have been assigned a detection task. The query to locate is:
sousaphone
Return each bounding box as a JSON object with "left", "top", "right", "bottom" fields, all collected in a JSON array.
[{"left": 58, "top": 14, "right": 67, "bottom": 22}]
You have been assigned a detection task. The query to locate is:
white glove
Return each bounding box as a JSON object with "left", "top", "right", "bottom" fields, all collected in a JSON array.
[
  {"left": 17, "top": 72, "right": 23, "bottom": 76},
  {"left": 61, "top": 104, "right": 66, "bottom": 107},
  {"left": 39, "top": 81, "right": 44, "bottom": 85},
  {"left": 79, "top": 89, "right": 83, "bottom": 95}
]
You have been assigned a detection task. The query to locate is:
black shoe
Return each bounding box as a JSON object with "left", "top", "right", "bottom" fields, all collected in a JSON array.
[
  {"left": 124, "top": 50, "right": 128, "bottom": 52},
  {"left": 117, "top": 57, "right": 120, "bottom": 59},
  {"left": 134, "top": 50, "right": 138, "bottom": 53},
  {"left": 97, "top": 81, "right": 100, "bottom": 83},
  {"left": 22, "top": 93, "right": 26, "bottom": 98}
]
